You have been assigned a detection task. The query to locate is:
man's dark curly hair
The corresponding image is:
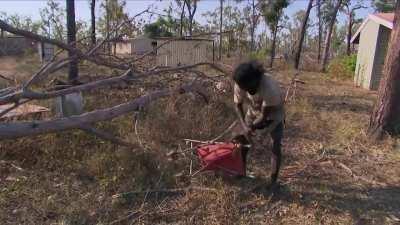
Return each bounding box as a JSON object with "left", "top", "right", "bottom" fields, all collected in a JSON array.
[{"left": 232, "top": 60, "right": 265, "bottom": 85}]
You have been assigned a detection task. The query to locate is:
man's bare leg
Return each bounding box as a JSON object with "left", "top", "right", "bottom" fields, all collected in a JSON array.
[{"left": 270, "top": 122, "right": 283, "bottom": 184}]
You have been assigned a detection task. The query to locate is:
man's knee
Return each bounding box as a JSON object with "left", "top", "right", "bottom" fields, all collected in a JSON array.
[{"left": 270, "top": 122, "right": 284, "bottom": 141}]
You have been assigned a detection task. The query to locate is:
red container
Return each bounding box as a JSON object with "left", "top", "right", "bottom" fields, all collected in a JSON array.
[{"left": 196, "top": 143, "right": 245, "bottom": 176}]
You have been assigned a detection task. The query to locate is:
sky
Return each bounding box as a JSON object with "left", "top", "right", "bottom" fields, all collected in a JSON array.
[{"left": 0, "top": 0, "right": 375, "bottom": 32}]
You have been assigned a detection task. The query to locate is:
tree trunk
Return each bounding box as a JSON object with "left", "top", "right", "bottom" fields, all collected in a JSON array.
[
  {"left": 66, "top": 0, "right": 78, "bottom": 82},
  {"left": 269, "top": 24, "right": 278, "bottom": 68},
  {"left": 346, "top": 12, "right": 352, "bottom": 56},
  {"left": 185, "top": 0, "right": 197, "bottom": 37},
  {"left": 1, "top": 29, "right": 4, "bottom": 38},
  {"left": 317, "top": 0, "right": 322, "bottom": 63},
  {"left": 105, "top": 0, "right": 111, "bottom": 53},
  {"left": 180, "top": 1, "right": 186, "bottom": 37},
  {"left": 250, "top": 0, "right": 256, "bottom": 51},
  {"left": 90, "top": 0, "right": 96, "bottom": 46},
  {"left": 294, "top": 0, "right": 313, "bottom": 70},
  {"left": 321, "top": 0, "right": 343, "bottom": 72},
  {"left": 219, "top": 0, "right": 223, "bottom": 60},
  {"left": 368, "top": 1, "right": 400, "bottom": 140}
]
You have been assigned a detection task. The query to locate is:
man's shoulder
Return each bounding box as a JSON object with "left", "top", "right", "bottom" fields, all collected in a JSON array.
[{"left": 261, "top": 73, "right": 281, "bottom": 89}]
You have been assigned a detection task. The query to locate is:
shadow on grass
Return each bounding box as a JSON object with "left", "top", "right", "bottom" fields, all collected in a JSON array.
[
  {"left": 308, "top": 94, "right": 373, "bottom": 114},
  {"left": 244, "top": 178, "right": 400, "bottom": 224}
]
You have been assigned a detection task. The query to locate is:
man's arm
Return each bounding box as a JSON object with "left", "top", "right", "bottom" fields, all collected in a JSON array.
[
  {"left": 235, "top": 102, "right": 248, "bottom": 130},
  {"left": 250, "top": 105, "right": 275, "bottom": 130}
]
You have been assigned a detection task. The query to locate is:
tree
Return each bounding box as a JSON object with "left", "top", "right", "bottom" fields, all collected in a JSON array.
[
  {"left": 262, "top": 0, "right": 290, "bottom": 68},
  {"left": 342, "top": 0, "right": 366, "bottom": 55},
  {"left": 176, "top": 0, "right": 186, "bottom": 36},
  {"left": 373, "top": 0, "right": 396, "bottom": 12},
  {"left": 90, "top": 0, "right": 96, "bottom": 45},
  {"left": 98, "top": 0, "right": 128, "bottom": 53},
  {"left": 40, "top": 0, "right": 65, "bottom": 40},
  {"left": 294, "top": 0, "right": 314, "bottom": 70},
  {"left": 0, "top": 12, "right": 42, "bottom": 36},
  {"left": 143, "top": 17, "right": 174, "bottom": 38},
  {"left": 219, "top": 0, "right": 223, "bottom": 60},
  {"left": 321, "top": 0, "right": 343, "bottom": 72},
  {"left": 184, "top": 0, "right": 198, "bottom": 36},
  {"left": 369, "top": 0, "right": 400, "bottom": 140},
  {"left": 66, "top": 0, "right": 78, "bottom": 82},
  {"left": 249, "top": 0, "right": 261, "bottom": 51},
  {"left": 317, "top": 0, "right": 323, "bottom": 62},
  {"left": 203, "top": 4, "right": 248, "bottom": 55}
]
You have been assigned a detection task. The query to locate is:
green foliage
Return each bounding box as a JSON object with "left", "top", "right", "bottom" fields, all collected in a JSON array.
[
  {"left": 0, "top": 12, "right": 42, "bottom": 34},
  {"left": 39, "top": 0, "right": 65, "bottom": 40},
  {"left": 97, "top": 0, "right": 132, "bottom": 39},
  {"left": 262, "top": 0, "right": 290, "bottom": 31},
  {"left": 248, "top": 48, "right": 269, "bottom": 61},
  {"left": 202, "top": 5, "right": 248, "bottom": 53},
  {"left": 143, "top": 17, "right": 176, "bottom": 38},
  {"left": 328, "top": 54, "right": 357, "bottom": 79},
  {"left": 373, "top": 0, "right": 396, "bottom": 12}
]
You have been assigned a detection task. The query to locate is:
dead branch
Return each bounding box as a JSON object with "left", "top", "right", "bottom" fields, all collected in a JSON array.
[
  {"left": 80, "top": 124, "right": 138, "bottom": 148},
  {"left": 0, "top": 73, "right": 14, "bottom": 83},
  {"left": 0, "top": 83, "right": 201, "bottom": 140},
  {"left": 0, "top": 20, "right": 128, "bottom": 70},
  {"left": 112, "top": 186, "right": 218, "bottom": 199},
  {"left": 337, "top": 161, "right": 386, "bottom": 186},
  {"left": 0, "top": 99, "right": 32, "bottom": 118},
  {"left": 22, "top": 48, "right": 66, "bottom": 89},
  {"left": 0, "top": 87, "right": 17, "bottom": 97},
  {"left": 210, "top": 120, "right": 238, "bottom": 142},
  {"left": 0, "top": 62, "right": 225, "bottom": 105}
]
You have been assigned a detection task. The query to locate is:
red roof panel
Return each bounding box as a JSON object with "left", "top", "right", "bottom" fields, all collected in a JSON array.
[{"left": 374, "top": 13, "right": 395, "bottom": 23}]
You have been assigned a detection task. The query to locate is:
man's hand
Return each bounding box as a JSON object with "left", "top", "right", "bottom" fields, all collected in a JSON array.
[{"left": 244, "top": 125, "right": 255, "bottom": 136}]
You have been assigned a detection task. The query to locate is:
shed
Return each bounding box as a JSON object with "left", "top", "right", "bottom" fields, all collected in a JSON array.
[
  {"left": 0, "top": 36, "right": 36, "bottom": 56},
  {"left": 38, "top": 42, "right": 55, "bottom": 63},
  {"left": 115, "top": 40, "right": 132, "bottom": 55},
  {"left": 132, "top": 35, "right": 156, "bottom": 55},
  {"left": 351, "top": 13, "right": 394, "bottom": 90},
  {"left": 154, "top": 38, "right": 214, "bottom": 67}
]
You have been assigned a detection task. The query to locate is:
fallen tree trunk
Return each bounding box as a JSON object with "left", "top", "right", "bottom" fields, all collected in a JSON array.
[{"left": 0, "top": 83, "right": 199, "bottom": 140}]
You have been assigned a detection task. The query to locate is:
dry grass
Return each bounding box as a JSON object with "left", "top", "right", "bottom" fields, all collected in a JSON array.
[{"left": 0, "top": 57, "right": 400, "bottom": 225}]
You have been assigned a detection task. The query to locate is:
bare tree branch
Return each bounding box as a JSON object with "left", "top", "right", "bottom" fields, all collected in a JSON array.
[
  {"left": 0, "top": 99, "right": 32, "bottom": 118},
  {"left": 0, "top": 19, "right": 130, "bottom": 70},
  {"left": 0, "top": 62, "right": 227, "bottom": 105},
  {"left": 80, "top": 124, "right": 139, "bottom": 148},
  {"left": 0, "top": 83, "right": 201, "bottom": 140}
]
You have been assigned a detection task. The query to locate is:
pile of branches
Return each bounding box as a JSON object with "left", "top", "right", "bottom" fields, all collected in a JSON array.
[{"left": 0, "top": 11, "right": 228, "bottom": 146}]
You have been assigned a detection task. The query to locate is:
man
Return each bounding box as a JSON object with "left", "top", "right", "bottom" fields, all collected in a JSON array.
[{"left": 232, "top": 60, "right": 285, "bottom": 185}]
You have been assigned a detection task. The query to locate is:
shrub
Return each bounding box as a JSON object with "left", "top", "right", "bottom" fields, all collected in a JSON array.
[
  {"left": 328, "top": 54, "right": 357, "bottom": 80},
  {"left": 247, "top": 48, "right": 269, "bottom": 61}
]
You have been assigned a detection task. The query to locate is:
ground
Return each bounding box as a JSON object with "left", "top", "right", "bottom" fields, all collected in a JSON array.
[{"left": 0, "top": 55, "right": 399, "bottom": 225}]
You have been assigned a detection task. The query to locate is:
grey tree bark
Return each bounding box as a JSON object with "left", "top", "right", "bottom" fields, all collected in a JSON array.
[
  {"left": 66, "top": 0, "right": 79, "bottom": 81},
  {"left": 90, "top": 0, "right": 96, "bottom": 46},
  {"left": 321, "top": 0, "right": 343, "bottom": 72},
  {"left": 219, "top": 0, "right": 223, "bottom": 60},
  {"left": 317, "top": 0, "right": 322, "bottom": 63},
  {"left": 294, "top": 0, "right": 314, "bottom": 70},
  {"left": 368, "top": 0, "right": 400, "bottom": 140}
]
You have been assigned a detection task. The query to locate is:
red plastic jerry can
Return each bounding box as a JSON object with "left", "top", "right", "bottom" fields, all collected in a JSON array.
[{"left": 196, "top": 143, "right": 245, "bottom": 176}]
